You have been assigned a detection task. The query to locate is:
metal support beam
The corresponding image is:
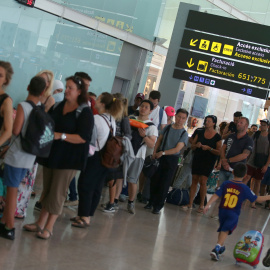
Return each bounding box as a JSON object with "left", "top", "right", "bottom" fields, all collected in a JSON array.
[
  {"left": 207, "top": 0, "right": 259, "bottom": 23},
  {"left": 34, "top": 0, "right": 154, "bottom": 51}
]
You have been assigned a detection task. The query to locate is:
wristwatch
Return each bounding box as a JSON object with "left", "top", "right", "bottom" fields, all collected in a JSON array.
[
  {"left": 162, "top": 151, "right": 166, "bottom": 156},
  {"left": 61, "top": 133, "right": 67, "bottom": 141}
]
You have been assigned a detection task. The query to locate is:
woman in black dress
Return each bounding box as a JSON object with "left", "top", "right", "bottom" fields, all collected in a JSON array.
[{"left": 182, "top": 115, "right": 222, "bottom": 213}]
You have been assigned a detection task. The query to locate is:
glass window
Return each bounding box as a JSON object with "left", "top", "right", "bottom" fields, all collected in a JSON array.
[{"left": 1, "top": 2, "right": 122, "bottom": 106}]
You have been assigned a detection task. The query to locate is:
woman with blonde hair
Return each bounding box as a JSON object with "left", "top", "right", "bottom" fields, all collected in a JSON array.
[
  {"left": 71, "top": 92, "right": 123, "bottom": 227},
  {"left": 102, "top": 93, "right": 132, "bottom": 213},
  {"left": 36, "top": 70, "right": 55, "bottom": 112}
]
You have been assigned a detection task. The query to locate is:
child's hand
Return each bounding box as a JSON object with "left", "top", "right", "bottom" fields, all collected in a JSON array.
[{"left": 203, "top": 206, "right": 210, "bottom": 214}]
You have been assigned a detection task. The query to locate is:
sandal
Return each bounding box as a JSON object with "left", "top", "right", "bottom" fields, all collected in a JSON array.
[
  {"left": 181, "top": 205, "right": 193, "bottom": 210},
  {"left": 23, "top": 222, "right": 42, "bottom": 232},
  {"left": 71, "top": 218, "right": 90, "bottom": 228},
  {"left": 36, "top": 228, "right": 52, "bottom": 240},
  {"left": 251, "top": 205, "right": 257, "bottom": 209},
  {"left": 196, "top": 207, "right": 204, "bottom": 213},
  {"left": 70, "top": 216, "right": 81, "bottom": 222}
]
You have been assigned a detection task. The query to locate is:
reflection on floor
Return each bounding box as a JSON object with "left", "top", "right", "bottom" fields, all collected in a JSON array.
[{"left": 1, "top": 189, "right": 270, "bottom": 270}]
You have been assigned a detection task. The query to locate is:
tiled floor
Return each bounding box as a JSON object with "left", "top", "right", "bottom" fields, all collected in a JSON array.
[{"left": 1, "top": 188, "right": 270, "bottom": 270}]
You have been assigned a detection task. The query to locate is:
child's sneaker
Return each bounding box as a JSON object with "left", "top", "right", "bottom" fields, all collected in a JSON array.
[
  {"left": 210, "top": 245, "right": 220, "bottom": 261},
  {"left": 263, "top": 248, "right": 270, "bottom": 267},
  {"left": 219, "top": 246, "right": 226, "bottom": 255}
]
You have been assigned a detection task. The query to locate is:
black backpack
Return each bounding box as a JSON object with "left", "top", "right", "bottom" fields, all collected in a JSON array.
[
  {"left": 20, "top": 101, "right": 55, "bottom": 158},
  {"left": 130, "top": 117, "right": 155, "bottom": 155}
]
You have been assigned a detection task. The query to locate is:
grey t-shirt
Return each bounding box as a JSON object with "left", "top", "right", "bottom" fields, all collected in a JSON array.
[
  {"left": 160, "top": 125, "right": 188, "bottom": 155},
  {"left": 5, "top": 101, "right": 38, "bottom": 169},
  {"left": 248, "top": 134, "right": 270, "bottom": 168}
]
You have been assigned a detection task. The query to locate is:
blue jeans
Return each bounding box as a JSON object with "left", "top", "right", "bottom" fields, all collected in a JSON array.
[
  {"left": 68, "top": 177, "right": 77, "bottom": 201},
  {"left": 219, "top": 170, "right": 234, "bottom": 185}
]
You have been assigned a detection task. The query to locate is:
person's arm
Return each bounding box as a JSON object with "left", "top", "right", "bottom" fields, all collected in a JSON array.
[
  {"left": 203, "top": 194, "right": 220, "bottom": 214},
  {"left": 0, "top": 97, "right": 13, "bottom": 146},
  {"left": 54, "top": 133, "right": 86, "bottom": 143},
  {"left": 138, "top": 127, "right": 156, "bottom": 149},
  {"left": 155, "top": 142, "right": 185, "bottom": 158},
  {"left": 227, "top": 149, "right": 251, "bottom": 163},
  {"left": 191, "top": 134, "right": 201, "bottom": 150},
  {"left": 256, "top": 195, "right": 270, "bottom": 203},
  {"left": 218, "top": 143, "right": 228, "bottom": 170},
  {"left": 160, "top": 111, "right": 167, "bottom": 130},
  {"left": 12, "top": 104, "right": 24, "bottom": 136},
  {"left": 201, "top": 140, "right": 222, "bottom": 156},
  {"left": 152, "top": 135, "right": 163, "bottom": 157},
  {"left": 44, "top": 96, "right": 55, "bottom": 112},
  {"left": 261, "top": 147, "right": 270, "bottom": 174},
  {"left": 160, "top": 124, "right": 166, "bottom": 130},
  {"left": 54, "top": 108, "right": 94, "bottom": 144}
]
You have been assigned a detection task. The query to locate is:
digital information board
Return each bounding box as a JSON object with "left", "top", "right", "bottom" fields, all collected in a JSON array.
[{"left": 174, "top": 10, "right": 270, "bottom": 99}]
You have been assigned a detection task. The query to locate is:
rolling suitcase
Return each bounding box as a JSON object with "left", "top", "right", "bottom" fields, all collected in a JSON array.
[{"left": 233, "top": 212, "right": 270, "bottom": 268}]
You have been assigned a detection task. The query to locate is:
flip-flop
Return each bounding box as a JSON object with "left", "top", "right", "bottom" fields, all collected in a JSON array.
[
  {"left": 196, "top": 207, "right": 204, "bottom": 213},
  {"left": 23, "top": 222, "right": 42, "bottom": 232},
  {"left": 71, "top": 218, "right": 90, "bottom": 228},
  {"left": 251, "top": 205, "right": 257, "bottom": 209},
  {"left": 36, "top": 228, "right": 53, "bottom": 240}
]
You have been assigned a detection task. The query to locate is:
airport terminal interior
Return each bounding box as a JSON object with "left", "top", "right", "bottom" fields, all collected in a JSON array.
[{"left": 1, "top": 0, "right": 270, "bottom": 269}]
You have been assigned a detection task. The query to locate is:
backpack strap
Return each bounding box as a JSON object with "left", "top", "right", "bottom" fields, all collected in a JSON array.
[
  {"left": 43, "top": 95, "right": 51, "bottom": 105},
  {"left": 253, "top": 130, "right": 261, "bottom": 141},
  {"left": 160, "top": 125, "right": 172, "bottom": 151},
  {"left": 158, "top": 107, "right": 164, "bottom": 130},
  {"left": 76, "top": 103, "right": 89, "bottom": 118}
]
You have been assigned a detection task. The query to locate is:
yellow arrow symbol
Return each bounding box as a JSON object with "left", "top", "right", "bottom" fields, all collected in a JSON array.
[
  {"left": 190, "top": 39, "right": 198, "bottom": 46},
  {"left": 187, "top": 58, "right": 194, "bottom": 68}
]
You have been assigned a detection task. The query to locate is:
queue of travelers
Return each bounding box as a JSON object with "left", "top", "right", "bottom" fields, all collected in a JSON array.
[{"left": 1, "top": 60, "right": 270, "bottom": 265}]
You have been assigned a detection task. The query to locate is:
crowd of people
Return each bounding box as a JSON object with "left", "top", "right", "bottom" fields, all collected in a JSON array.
[{"left": 1, "top": 60, "right": 270, "bottom": 264}]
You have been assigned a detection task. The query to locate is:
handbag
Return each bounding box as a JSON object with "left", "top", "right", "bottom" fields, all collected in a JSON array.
[
  {"left": 142, "top": 125, "right": 172, "bottom": 178},
  {"left": 142, "top": 155, "right": 159, "bottom": 178}
]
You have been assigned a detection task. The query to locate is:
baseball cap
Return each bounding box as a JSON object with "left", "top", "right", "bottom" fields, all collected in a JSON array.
[
  {"left": 135, "top": 93, "right": 144, "bottom": 100},
  {"left": 260, "top": 119, "right": 270, "bottom": 125},
  {"left": 164, "top": 106, "right": 175, "bottom": 117}
]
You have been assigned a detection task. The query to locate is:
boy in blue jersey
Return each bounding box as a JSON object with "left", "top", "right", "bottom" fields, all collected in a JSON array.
[{"left": 204, "top": 163, "right": 270, "bottom": 261}]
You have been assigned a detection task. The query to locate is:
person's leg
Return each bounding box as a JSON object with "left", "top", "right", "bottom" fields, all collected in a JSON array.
[
  {"left": 152, "top": 156, "right": 178, "bottom": 211},
  {"left": 217, "top": 231, "right": 229, "bottom": 246},
  {"left": 260, "top": 184, "right": 267, "bottom": 196},
  {"left": 2, "top": 187, "right": 18, "bottom": 228},
  {"left": 115, "top": 179, "right": 123, "bottom": 200},
  {"left": 186, "top": 175, "right": 200, "bottom": 207},
  {"left": 2, "top": 166, "right": 27, "bottom": 229},
  {"left": 36, "top": 213, "right": 58, "bottom": 238},
  {"left": 108, "top": 180, "right": 115, "bottom": 204},
  {"left": 128, "top": 183, "right": 137, "bottom": 201},
  {"left": 198, "top": 175, "right": 208, "bottom": 210},
  {"left": 138, "top": 172, "right": 146, "bottom": 194},
  {"left": 251, "top": 178, "right": 261, "bottom": 208},
  {"left": 68, "top": 177, "right": 77, "bottom": 201}
]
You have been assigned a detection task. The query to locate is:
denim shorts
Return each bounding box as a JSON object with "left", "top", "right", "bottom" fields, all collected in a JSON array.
[
  {"left": 3, "top": 163, "right": 28, "bottom": 188},
  {"left": 219, "top": 170, "right": 234, "bottom": 185}
]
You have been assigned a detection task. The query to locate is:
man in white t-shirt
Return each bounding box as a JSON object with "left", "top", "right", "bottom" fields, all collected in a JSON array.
[
  {"left": 126, "top": 100, "right": 158, "bottom": 214},
  {"left": 149, "top": 91, "right": 167, "bottom": 130}
]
